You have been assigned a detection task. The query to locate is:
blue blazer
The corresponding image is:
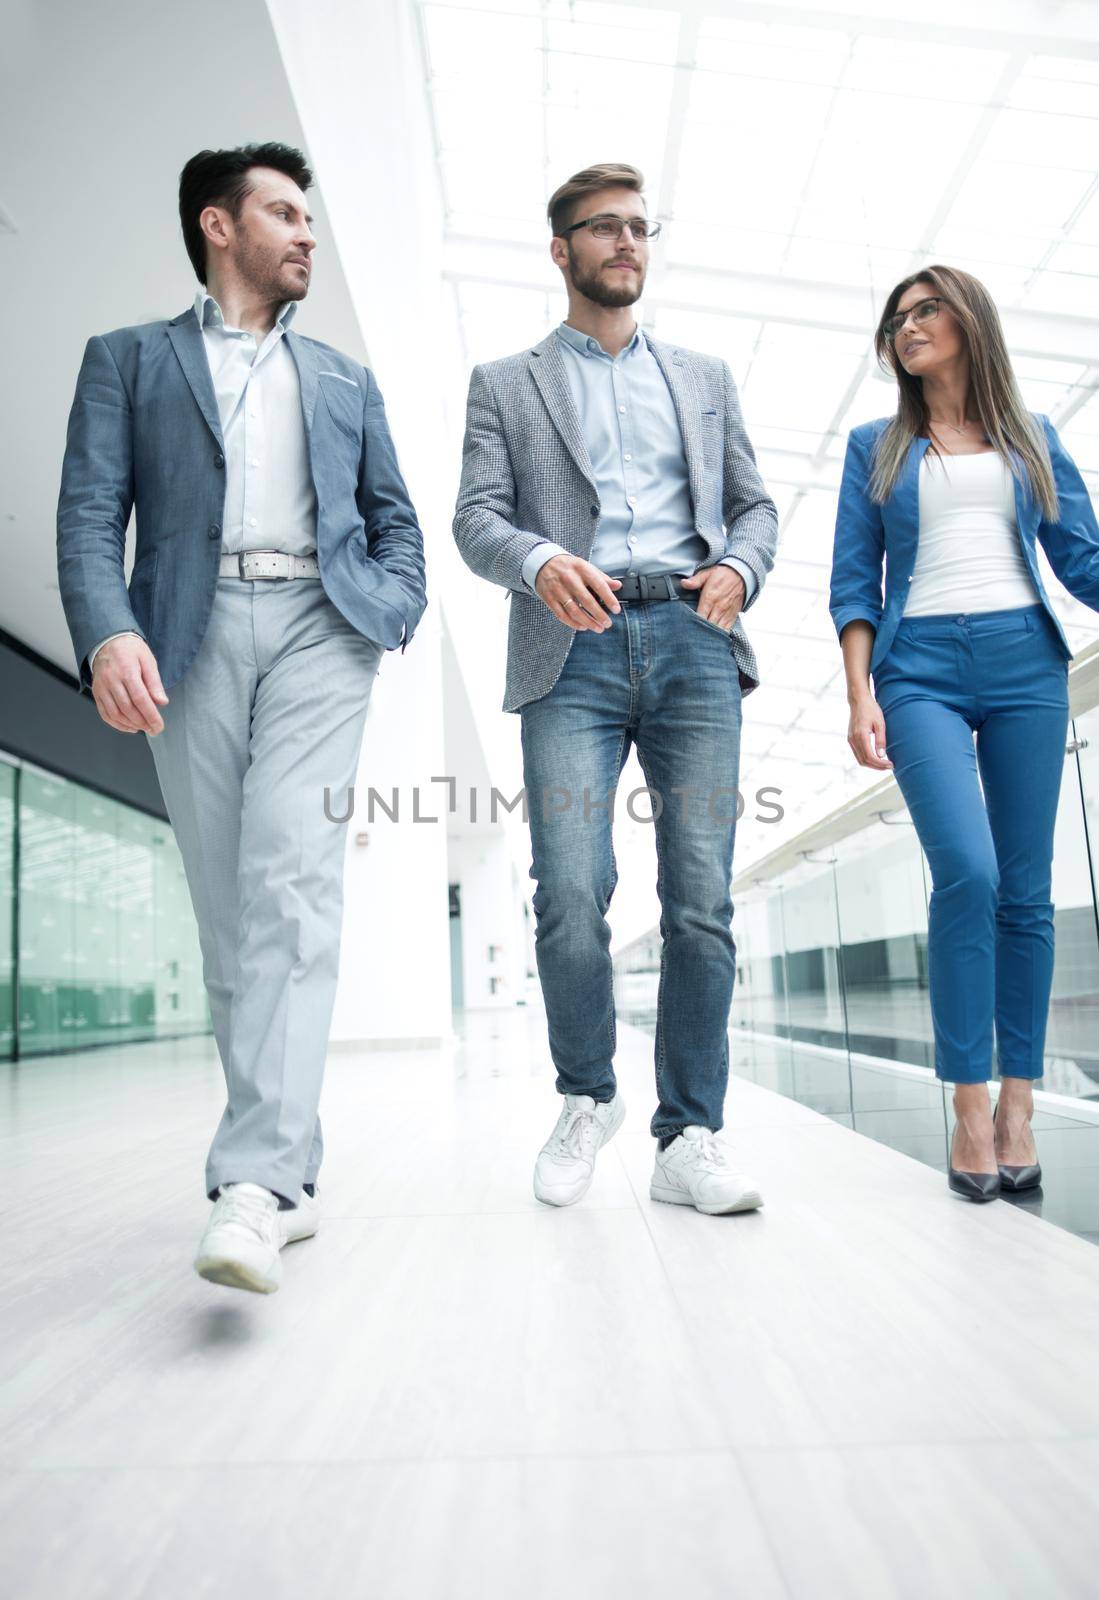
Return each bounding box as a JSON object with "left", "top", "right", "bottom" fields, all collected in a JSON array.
[
  {"left": 57, "top": 308, "right": 427, "bottom": 689},
  {"left": 829, "top": 414, "right": 1099, "bottom": 677}
]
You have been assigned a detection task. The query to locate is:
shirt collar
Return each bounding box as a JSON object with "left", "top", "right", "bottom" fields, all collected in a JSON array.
[
  {"left": 193, "top": 289, "right": 298, "bottom": 334},
  {"left": 555, "top": 321, "right": 643, "bottom": 360}
]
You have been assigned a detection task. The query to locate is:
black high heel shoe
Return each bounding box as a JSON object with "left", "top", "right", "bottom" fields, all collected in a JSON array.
[
  {"left": 992, "top": 1101, "right": 1042, "bottom": 1193},
  {"left": 948, "top": 1119, "right": 1001, "bottom": 1202}
]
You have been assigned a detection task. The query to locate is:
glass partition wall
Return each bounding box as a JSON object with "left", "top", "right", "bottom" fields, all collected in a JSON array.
[
  {"left": 615, "top": 683, "right": 1099, "bottom": 1245},
  {"left": 0, "top": 753, "right": 208, "bottom": 1061}
]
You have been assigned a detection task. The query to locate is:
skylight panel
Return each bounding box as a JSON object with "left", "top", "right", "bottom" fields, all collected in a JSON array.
[
  {"left": 543, "top": 103, "right": 667, "bottom": 199},
  {"left": 1012, "top": 355, "right": 1087, "bottom": 385},
  {"left": 1068, "top": 183, "right": 1099, "bottom": 244},
  {"left": 423, "top": 3, "right": 542, "bottom": 94},
  {"left": 780, "top": 236, "right": 910, "bottom": 290},
  {"left": 1014, "top": 372, "right": 1085, "bottom": 416},
  {"left": 696, "top": 16, "right": 851, "bottom": 88},
  {"left": 982, "top": 109, "right": 1099, "bottom": 174},
  {"left": 750, "top": 424, "right": 832, "bottom": 458},
  {"left": 647, "top": 309, "right": 762, "bottom": 378},
  {"left": 448, "top": 210, "right": 548, "bottom": 245},
  {"left": 1020, "top": 269, "right": 1099, "bottom": 317},
  {"left": 842, "top": 34, "right": 1008, "bottom": 103},
  {"left": 1049, "top": 240, "right": 1099, "bottom": 277},
  {"left": 544, "top": 4, "right": 679, "bottom": 66},
  {"left": 432, "top": 89, "right": 542, "bottom": 166},
  {"left": 930, "top": 224, "right": 1062, "bottom": 269},
  {"left": 663, "top": 222, "right": 790, "bottom": 275},
  {"left": 443, "top": 162, "right": 546, "bottom": 219},
  {"left": 687, "top": 70, "right": 834, "bottom": 139},
  {"left": 1060, "top": 397, "right": 1099, "bottom": 472},
  {"left": 674, "top": 138, "right": 804, "bottom": 236},
  {"left": 945, "top": 160, "right": 1094, "bottom": 234},
  {"left": 740, "top": 324, "right": 867, "bottom": 435}
]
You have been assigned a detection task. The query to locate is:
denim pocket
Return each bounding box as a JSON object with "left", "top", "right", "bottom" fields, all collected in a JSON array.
[{"left": 682, "top": 600, "right": 733, "bottom": 638}]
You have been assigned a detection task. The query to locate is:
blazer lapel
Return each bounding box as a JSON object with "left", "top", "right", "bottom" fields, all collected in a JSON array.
[
  {"left": 285, "top": 330, "right": 318, "bottom": 431},
  {"left": 647, "top": 338, "right": 704, "bottom": 521},
  {"left": 528, "top": 335, "right": 596, "bottom": 489},
  {"left": 166, "top": 310, "right": 224, "bottom": 447}
]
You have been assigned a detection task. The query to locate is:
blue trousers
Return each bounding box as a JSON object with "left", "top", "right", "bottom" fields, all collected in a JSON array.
[
  {"left": 872, "top": 603, "right": 1069, "bottom": 1084},
  {"left": 520, "top": 596, "right": 744, "bottom": 1140}
]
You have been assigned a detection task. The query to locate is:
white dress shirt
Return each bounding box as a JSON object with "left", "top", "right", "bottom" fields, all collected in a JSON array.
[{"left": 90, "top": 290, "right": 317, "bottom": 669}]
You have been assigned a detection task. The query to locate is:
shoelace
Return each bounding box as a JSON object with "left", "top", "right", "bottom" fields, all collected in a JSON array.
[
  {"left": 690, "top": 1129, "right": 730, "bottom": 1171},
  {"left": 554, "top": 1105, "right": 599, "bottom": 1160},
  {"left": 215, "top": 1185, "right": 276, "bottom": 1238}
]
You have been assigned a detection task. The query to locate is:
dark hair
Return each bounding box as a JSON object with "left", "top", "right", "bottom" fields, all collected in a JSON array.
[
  {"left": 546, "top": 162, "right": 644, "bottom": 238},
  {"left": 178, "top": 142, "right": 314, "bottom": 283}
]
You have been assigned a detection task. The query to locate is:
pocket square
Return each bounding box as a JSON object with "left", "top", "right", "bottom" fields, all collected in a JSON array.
[{"left": 319, "top": 371, "right": 360, "bottom": 389}]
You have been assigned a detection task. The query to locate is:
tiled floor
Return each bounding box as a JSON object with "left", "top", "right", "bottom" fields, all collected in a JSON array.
[{"left": 4, "top": 1010, "right": 1099, "bottom": 1598}]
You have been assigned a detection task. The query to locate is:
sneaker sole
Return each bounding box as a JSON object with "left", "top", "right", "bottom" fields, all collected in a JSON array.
[
  {"left": 195, "top": 1255, "right": 281, "bottom": 1294},
  {"left": 649, "top": 1182, "right": 763, "bottom": 1216},
  {"left": 280, "top": 1218, "right": 320, "bottom": 1246},
  {"left": 534, "top": 1097, "right": 627, "bottom": 1207}
]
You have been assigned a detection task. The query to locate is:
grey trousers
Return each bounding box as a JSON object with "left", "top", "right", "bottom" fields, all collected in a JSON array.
[{"left": 148, "top": 577, "right": 382, "bottom": 1201}]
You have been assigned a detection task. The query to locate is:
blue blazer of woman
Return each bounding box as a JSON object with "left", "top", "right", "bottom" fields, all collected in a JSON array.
[{"left": 829, "top": 414, "right": 1099, "bottom": 676}]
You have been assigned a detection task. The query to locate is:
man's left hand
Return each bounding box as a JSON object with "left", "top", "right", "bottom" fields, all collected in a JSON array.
[{"left": 679, "top": 566, "right": 746, "bottom": 630}]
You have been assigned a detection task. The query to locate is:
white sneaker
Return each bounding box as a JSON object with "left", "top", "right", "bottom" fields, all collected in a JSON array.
[
  {"left": 279, "top": 1185, "right": 321, "bottom": 1246},
  {"left": 651, "top": 1127, "right": 763, "bottom": 1216},
  {"left": 194, "top": 1182, "right": 282, "bottom": 1294},
  {"left": 534, "top": 1093, "right": 626, "bottom": 1207}
]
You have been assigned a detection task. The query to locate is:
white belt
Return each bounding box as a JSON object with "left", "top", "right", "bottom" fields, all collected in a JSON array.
[{"left": 220, "top": 550, "right": 321, "bottom": 581}]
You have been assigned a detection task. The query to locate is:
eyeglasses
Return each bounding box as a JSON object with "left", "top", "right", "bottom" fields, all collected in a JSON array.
[
  {"left": 883, "top": 296, "right": 945, "bottom": 343},
  {"left": 561, "top": 213, "right": 663, "bottom": 243}
]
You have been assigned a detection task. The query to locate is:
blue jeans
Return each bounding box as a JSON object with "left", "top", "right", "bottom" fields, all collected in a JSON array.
[
  {"left": 873, "top": 603, "right": 1070, "bottom": 1084},
  {"left": 520, "top": 595, "right": 744, "bottom": 1140}
]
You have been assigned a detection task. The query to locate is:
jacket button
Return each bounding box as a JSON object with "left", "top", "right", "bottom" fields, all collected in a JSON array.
[
  {"left": 213, "top": 454, "right": 225, "bottom": 469},
  {"left": 590, "top": 504, "right": 599, "bottom": 516},
  {"left": 208, "top": 524, "right": 221, "bottom": 540}
]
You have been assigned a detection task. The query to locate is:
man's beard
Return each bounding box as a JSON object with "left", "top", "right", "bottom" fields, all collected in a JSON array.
[
  {"left": 567, "top": 243, "right": 644, "bottom": 308},
  {"left": 234, "top": 231, "right": 309, "bottom": 304}
]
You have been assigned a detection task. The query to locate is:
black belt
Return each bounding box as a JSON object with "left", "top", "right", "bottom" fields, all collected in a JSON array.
[{"left": 608, "top": 573, "right": 692, "bottom": 603}]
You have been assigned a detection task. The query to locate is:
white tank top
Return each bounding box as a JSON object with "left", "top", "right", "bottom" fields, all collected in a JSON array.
[{"left": 903, "top": 450, "right": 1039, "bottom": 617}]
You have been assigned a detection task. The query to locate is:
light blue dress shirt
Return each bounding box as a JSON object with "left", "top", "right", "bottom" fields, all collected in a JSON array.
[{"left": 520, "top": 322, "right": 757, "bottom": 601}]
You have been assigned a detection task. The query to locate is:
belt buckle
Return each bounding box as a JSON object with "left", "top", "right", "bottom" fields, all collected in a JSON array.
[{"left": 239, "top": 551, "right": 286, "bottom": 581}]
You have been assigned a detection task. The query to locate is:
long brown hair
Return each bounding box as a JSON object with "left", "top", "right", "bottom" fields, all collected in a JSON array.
[{"left": 869, "top": 264, "right": 1058, "bottom": 520}]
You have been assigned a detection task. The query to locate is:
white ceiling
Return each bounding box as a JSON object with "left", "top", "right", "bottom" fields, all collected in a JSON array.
[{"left": 417, "top": 0, "right": 1099, "bottom": 857}]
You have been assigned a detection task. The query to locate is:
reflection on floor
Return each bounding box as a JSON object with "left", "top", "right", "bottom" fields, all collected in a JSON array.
[
  {"left": 618, "top": 982, "right": 1099, "bottom": 1249},
  {"left": 5, "top": 1009, "right": 1099, "bottom": 1598}
]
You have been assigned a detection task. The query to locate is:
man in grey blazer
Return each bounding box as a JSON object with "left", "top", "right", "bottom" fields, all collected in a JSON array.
[
  {"left": 454, "top": 163, "right": 777, "bottom": 1216},
  {"left": 58, "top": 143, "right": 426, "bottom": 1294}
]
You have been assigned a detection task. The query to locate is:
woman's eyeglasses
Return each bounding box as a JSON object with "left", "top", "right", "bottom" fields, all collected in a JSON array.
[{"left": 883, "top": 296, "right": 945, "bottom": 343}]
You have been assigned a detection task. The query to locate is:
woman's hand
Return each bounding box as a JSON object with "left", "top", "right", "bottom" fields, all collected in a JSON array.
[{"left": 847, "top": 692, "right": 893, "bottom": 770}]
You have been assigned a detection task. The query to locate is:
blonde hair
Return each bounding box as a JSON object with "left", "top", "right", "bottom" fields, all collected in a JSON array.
[
  {"left": 547, "top": 163, "right": 645, "bottom": 238},
  {"left": 869, "top": 264, "right": 1058, "bottom": 521}
]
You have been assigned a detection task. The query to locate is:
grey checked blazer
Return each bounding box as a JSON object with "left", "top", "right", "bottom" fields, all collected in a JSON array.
[{"left": 453, "top": 330, "right": 777, "bottom": 712}]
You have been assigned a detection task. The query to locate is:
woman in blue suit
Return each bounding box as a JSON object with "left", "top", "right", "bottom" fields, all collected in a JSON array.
[{"left": 830, "top": 264, "right": 1099, "bottom": 1202}]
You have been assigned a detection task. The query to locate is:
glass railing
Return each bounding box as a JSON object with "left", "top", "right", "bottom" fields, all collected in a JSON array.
[
  {"left": 615, "top": 641, "right": 1099, "bottom": 1245},
  {"left": 0, "top": 753, "right": 211, "bottom": 1061}
]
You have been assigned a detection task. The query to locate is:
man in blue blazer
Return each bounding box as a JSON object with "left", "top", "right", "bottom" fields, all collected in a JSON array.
[{"left": 57, "top": 142, "right": 426, "bottom": 1295}]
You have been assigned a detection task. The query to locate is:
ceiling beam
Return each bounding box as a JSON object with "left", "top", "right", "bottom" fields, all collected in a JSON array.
[
  {"left": 599, "top": 0, "right": 1099, "bottom": 59},
  {"left": 443, "top": 236, "right": 1099, "bottom": 364}
]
